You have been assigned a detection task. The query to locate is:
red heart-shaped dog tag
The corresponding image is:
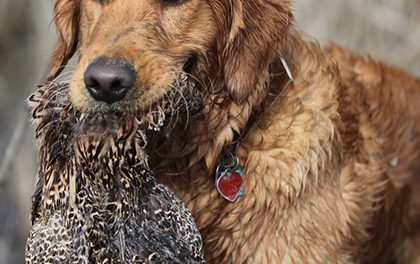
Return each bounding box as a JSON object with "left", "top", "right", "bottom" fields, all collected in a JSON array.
[{"left": 216, "top": 170, "right": 243, "bottom": 202}]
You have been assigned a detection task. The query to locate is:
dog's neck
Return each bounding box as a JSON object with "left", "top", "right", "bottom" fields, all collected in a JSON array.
[
  {"left": 151, "top": 37, "right": 295, "bottom": 189},
  {"left": 152, "top": 31, "right": 347, "bottom": 262}
]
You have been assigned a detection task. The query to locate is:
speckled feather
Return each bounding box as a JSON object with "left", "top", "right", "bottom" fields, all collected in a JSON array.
[{"left": 25, "top": 79, "right": 205, "bottom": 264}]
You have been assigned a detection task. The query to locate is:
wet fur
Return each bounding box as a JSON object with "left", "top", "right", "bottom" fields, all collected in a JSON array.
[{"left": 48, "top": 0, "right": 420, "bottom": 263}]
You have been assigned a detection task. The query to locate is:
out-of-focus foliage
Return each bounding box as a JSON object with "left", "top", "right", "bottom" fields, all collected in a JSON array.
[{"left": 295, "top": 0, "right": 420, "bottom": 75}]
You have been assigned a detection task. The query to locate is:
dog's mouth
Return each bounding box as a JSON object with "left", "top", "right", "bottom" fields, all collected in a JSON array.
[
  {"left": 79, "top": 54, "right": 200, "bottom": 117},
  {"left": 94, "top": 70, "right": 202, "bottom": 128},
  {"left": 130, "top": 71, "right": 203, "bottom": 132},
  {"left": 29, "top": 72, "right": 202, "bottom": 154}
]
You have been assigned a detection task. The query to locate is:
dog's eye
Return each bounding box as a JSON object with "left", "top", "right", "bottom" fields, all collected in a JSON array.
[
  {"left": 94, "top": 0, "right": 107, "bottom": 4},
  {"left": 162, "top": 0, "right": 185, "bottom": 5}
]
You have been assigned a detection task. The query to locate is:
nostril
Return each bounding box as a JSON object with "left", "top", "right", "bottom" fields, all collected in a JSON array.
[
  {"left": 86, "top": 79, "right": 102, "bottom": 99},
  {"left": 83, "top": 57, "right": 136, "bottom": 104},
  {"left": 111, "top": 79, "right": 125, "bottom": 92},
  {"left": 110, "top": 79, "right": 129, "bottom": 97},
  {"left": 85, "top": 77, "right": 100, "bottom": 92}
]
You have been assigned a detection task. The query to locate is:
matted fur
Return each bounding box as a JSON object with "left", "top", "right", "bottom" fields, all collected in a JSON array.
[{"left": 47, "top": 0, "right": 420, "bottom": 263}]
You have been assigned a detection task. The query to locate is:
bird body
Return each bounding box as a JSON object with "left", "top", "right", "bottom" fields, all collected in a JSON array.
[{"left": 25, "top": 82, "right": 205, "bottom": 263}]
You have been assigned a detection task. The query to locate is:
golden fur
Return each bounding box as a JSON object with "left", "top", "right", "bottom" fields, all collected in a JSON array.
[{"left": 48, "top": 0, "right": 420, "bottom": 263}]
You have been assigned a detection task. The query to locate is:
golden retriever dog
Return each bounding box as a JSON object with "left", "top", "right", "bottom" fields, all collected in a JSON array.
[{"left": 46, "top": 0, "right": 420, "bottom": 263}]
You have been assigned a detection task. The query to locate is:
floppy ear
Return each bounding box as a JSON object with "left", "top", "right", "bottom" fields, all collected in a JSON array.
[
  {"left": 217, "top": 0, "right": 293, "bottom": 102},
  {"left": 47, "top": 0, "right": 80, "bottom": 81}
]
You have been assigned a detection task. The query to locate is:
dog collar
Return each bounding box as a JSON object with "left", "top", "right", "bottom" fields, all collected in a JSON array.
[
  {"left": 215, "top": 53, "right": 293, "bottom": 202},
  {"left": 215, "top": 148, "right": 244, "bottom": 202}
]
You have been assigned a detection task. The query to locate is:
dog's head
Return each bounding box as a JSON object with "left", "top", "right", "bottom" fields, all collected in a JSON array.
[{"left": 48, "top": 0, "right": 293, "bottom": 115}]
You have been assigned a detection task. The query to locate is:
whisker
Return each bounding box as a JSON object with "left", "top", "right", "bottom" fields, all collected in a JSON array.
[{"left": 169, "top": 83, "right": 190, "bottom": 130}]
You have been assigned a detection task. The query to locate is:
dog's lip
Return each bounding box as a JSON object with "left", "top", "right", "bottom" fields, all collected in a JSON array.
[
  {"left": 86, "top": 69, "right": 199, "bottom": 108},
  {"left": 79, "top": 71, "right": 201, "bottom": 132},
  {"left": 84, "top": 95, "right": 134, "bottom": 114}
]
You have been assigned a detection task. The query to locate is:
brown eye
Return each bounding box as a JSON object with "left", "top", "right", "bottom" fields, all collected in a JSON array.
[{"left": 162, "top": 0, "right": 185, "bottom": 5}]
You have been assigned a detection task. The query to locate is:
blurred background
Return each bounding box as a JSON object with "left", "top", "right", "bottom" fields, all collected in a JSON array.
[{"left": 0, "top": 0, "right": 419, "bottom": 262}]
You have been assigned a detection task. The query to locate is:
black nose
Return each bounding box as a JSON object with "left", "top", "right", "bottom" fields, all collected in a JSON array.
[{"left": 83, "top": 57, "right": 136, "bottom": 104}]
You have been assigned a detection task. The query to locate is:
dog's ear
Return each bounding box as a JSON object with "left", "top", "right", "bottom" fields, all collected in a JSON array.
[
  {"left": 216, "top": 0, "right": 293, "bottom": 102},
  {"left": 47, "top": 0, "right": 80, "bottom": 81}
]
